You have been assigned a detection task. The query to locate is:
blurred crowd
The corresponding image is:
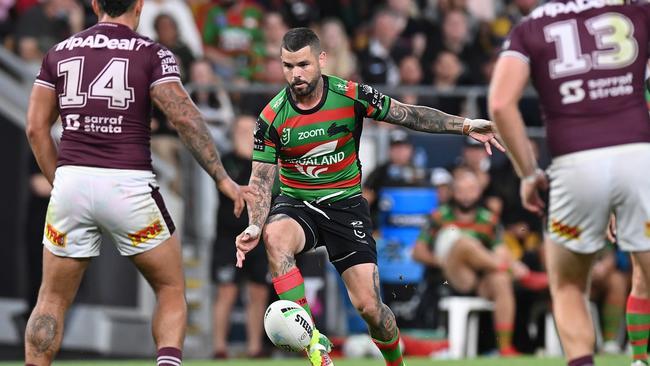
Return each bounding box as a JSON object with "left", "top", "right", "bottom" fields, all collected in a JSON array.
[{"left": 11, "top": 0, "right": 634, "bottom": 359}]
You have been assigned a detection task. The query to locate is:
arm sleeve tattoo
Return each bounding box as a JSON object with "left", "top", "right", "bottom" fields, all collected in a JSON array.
[
  {"left": 383, "top": 98, "right": 466, "bottom": 134},
  {"left": 248, "top": 161, "right": 277, "bottom": 229},
  {"left": 151, "top": 81, "right": 227, "bottom": 182}
]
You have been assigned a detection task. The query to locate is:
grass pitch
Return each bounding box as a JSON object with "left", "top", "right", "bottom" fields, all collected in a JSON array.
[{"left": 0, "top": 355, "right": 630, "bottom": 365}]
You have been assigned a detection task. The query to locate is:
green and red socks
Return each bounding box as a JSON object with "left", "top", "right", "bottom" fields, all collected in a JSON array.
[
  {"left": 496, "top": 323, "right": 518, "bottom": 355},
  {"left": 272, "top": 267, "right": 313, "bottom": 319},
  {"left": 372, "top": 329, "right": 405, "bottom": 366},
  {"left": 603, "top": 302, "right": 624, "bottom": 342},
  {"left": 627, "top": 295, "right": 650, "bottom": 365}
]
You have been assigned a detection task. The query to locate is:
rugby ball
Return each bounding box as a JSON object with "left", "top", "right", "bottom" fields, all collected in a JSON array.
[{"left": 264, "top": 300, "right": 314, "bottom": 352}]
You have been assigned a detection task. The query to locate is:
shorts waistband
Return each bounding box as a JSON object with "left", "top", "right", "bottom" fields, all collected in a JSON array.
[{"left": 551, "top": 143, "right": 650, "bottom": 165}]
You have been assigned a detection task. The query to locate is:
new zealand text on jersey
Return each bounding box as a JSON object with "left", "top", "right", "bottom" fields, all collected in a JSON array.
[{"left": 55, "top": 34, "right": 152, "bottom": 52}]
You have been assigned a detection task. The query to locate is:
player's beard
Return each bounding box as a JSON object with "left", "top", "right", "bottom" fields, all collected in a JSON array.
[
  {"left": 290, "top": 74, "right": 320, "bottom": 97},
  {"left": 451, "top": 198, "right": 479, "bottom": 214}
]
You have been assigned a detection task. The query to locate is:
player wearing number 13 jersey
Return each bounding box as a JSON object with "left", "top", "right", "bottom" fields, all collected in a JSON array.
[
  {"left": 488, "top": 1, "right": 650, "bottom": 366},
  {"left": 24, "top": 1, "right": 244, "bottom": 365}
]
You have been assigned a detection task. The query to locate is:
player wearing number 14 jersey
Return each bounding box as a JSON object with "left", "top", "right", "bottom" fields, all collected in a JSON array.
[
  {"left": 489, "top": 1, "right": 650, "bottom": 366},
  {"left": 24, "top": 1, "right": 244, "bottom": 365}
]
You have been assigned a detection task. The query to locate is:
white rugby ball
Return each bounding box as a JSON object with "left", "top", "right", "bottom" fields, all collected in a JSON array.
[{"left": 264, "top": 300, "right": 314, "bottom": 352}]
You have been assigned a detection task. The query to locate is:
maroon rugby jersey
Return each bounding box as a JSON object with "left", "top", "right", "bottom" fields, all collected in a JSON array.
[
  {"left": 35, "top": 22, "right": 181, "bottom": 170},
  {"left": 502, "top": 1, "right": 650, "bottom": 157}
]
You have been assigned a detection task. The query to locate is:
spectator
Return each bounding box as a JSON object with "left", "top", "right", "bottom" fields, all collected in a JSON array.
[
  {"left": 412, "top": 169, "right": 531, "bottom": 356},
  {"left": 358, "top": 8, "right": 405, "bottom": 86},
  {"left": 189, "top": 58, "right": 235, "bottom": 152},
  {"left": 430, "top": 167, "right": 453, "bottom": 206},
  {"left": 387, "top": 0, "right": 428, "bottom": 57},
  {"left": 423, "top": 8, "right": 485, "bottom": 84},
  {"left": 269, "top": 0, "right": 318, "bottom": 28},
  {"left": 320, "top": 18, "right": 357, "bottom": 81},
  {"left": 397, "top": 55, "right": 423, "bottom": 104},
  {"left": 153, "top": 13, "right": 195, "bottom": 83},
  {"left": 453, "top": 137, "right": 491, "bottom": 190},
  {"left": 420, "top": 50, "right": 466, "bottom": 116},
  {"left": 14, "top": 0, "right": 84, "bottom": 54},
  {"left": 262, "top": 12, "right": 288, "bottom": 59},
  {"left": 201, "top": 0, "right": 265, "bottom": 81},
  {"left": 363, "top": 129, "right": 428, "bottom": 226},
  {"left": 211, "top": 115, "right": 270, "bottom": 359},
  {"left": 139, "top": 0, "right": 203, "bottom": 58}
]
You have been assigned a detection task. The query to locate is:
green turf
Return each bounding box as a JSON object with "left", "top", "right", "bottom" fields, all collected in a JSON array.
[{"left": 0, "top": 355, "right": 630, "bottom": 366}]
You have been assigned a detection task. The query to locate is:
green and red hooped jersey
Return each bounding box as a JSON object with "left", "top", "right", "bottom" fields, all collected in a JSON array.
[
  {"left": 417, "top": 205, "right": 501, "bottom": 249},
  {"left": 253, "top": 75, "right": 392, "bottom": 203}
]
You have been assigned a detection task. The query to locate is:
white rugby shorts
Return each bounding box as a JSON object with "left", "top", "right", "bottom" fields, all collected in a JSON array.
[
  {"left": 547, "top": 143, "right": 650, "bottom": 253},
  {"left": 43, "top": 165, "right": 176, "bottom": 257}
]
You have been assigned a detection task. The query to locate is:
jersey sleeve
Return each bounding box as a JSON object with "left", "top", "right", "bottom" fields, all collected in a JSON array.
[
  {"left": 500, "top": 21, "right": 531, "bottom": 64},
  {"left": 343, "top": 80, "right": 391, "bottom": 121},
  {"left": 252, "top": 113, "right": 279, "bottom": 164},
  {"left": 34, "top": 51, "right": 56, "bottom": 90},
  {"left": 150, "top": 43, "right": 182, "bottom": 88}
]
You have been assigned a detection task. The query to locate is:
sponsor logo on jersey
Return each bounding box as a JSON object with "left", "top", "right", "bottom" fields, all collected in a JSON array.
[
  {"left": 282, "top": 127, "right": 291, "bottom": 144},
  {"left": 327, "top": 122, "right": 351, "bottom": 137},
  {"left": 550, "top": 219, "right": 582, "bottom": 240},
  {"left": 290, "top": 141, "right": 342, "bottom": 178},
  {"left": 334, "top": 82, "right": 349, "bottom": 92},
  {"left": 358, "top": 83, "right": 385, "bottom": 112},
  {"left": 56, "top": 35, "right": 152, "bottom": 52},
  {"left": 128, "top": 219, "right": 164, "bottom": 246},
  {"left": 254, "top": 118, "right": 267, "bottom": 152},
  {"left": 45, "top": 223, "right": 66, "bottom": 247},
  {"left": 298, "top": 128, "right": 325, "bottom": 140},
  {"left": 64, "top": 114, "right": 81, "bottom": 131},
  {"left": 81, "top": 115, "right": 124, "bottom": 134},
  {"left": 531, "top": 0, "right": 625, "bottom": 19}
]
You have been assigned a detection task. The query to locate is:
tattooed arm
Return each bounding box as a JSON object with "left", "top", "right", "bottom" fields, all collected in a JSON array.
[
  {"left": 235, "top": 162, "right": 277, "bottom": 266},
  {"left": 151, "top": 81, "right": 244, "bottom": 216},
  {"left": 384, "top": 98, "right": 466, "bottom": 134},
  {"left": 247, "top": 162, "right": 278, "bottom": 230},
  {"left": 384, "top": 98, "right": 505, "bottom": 154}
]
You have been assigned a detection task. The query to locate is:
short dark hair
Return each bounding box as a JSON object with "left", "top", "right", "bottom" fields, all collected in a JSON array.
[
  {"left": 281, "top": 27, "right": 321, "bottom": 53},
  {"left": 97, "top": 0, "right": 137, "bottom": 18}
]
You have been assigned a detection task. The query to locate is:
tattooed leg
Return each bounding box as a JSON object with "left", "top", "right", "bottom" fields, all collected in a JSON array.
[
  {"left": 265, "top": 214, "right": 315, "bottom": 317},
  {"left": 25, "top": 250, "right": 89, "bottom": 365},
  {"left": 341, "top": 263, "right": 397, "bottom": 342},
  {"left": 263, "top": 214, "right": 306, "bottom": 277}
]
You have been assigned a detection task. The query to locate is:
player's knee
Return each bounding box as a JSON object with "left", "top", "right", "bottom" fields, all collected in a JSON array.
[
  {"left": 355, "top": 300, "right": 382, "bottom": 322},
  {"left": 264, "top": 221, "right": 301, "bottom": 255}
]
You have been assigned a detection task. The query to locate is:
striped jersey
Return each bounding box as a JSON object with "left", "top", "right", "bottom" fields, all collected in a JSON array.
[
  {"left": 253, "top": 75, "right": 391, "bottom": 203},
  {"left": 417, "top": 205, "right": 500, "bottom": 249}
]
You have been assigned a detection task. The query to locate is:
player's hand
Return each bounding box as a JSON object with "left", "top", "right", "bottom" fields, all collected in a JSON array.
[
  {"left": 520, "top": 168, "right": 548, "bottom": 215},
  {"left": 463, "top": 118, "right": 506, "bottom": 155},
  {"left": 235, "top": 224, "right": 262, "bottom": 268},
  {"left": 217, "top": 177, "right": 246, "bottom": 218}
]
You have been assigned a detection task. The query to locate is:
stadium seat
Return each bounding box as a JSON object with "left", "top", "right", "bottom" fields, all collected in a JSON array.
[{"left": 438, "top": 296, "right": 495, "bottom": 359}]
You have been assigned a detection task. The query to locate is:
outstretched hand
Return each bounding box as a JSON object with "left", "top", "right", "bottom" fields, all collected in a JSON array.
[{"left": 463, "top": 118, "right": 506, "bottom": 155}]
